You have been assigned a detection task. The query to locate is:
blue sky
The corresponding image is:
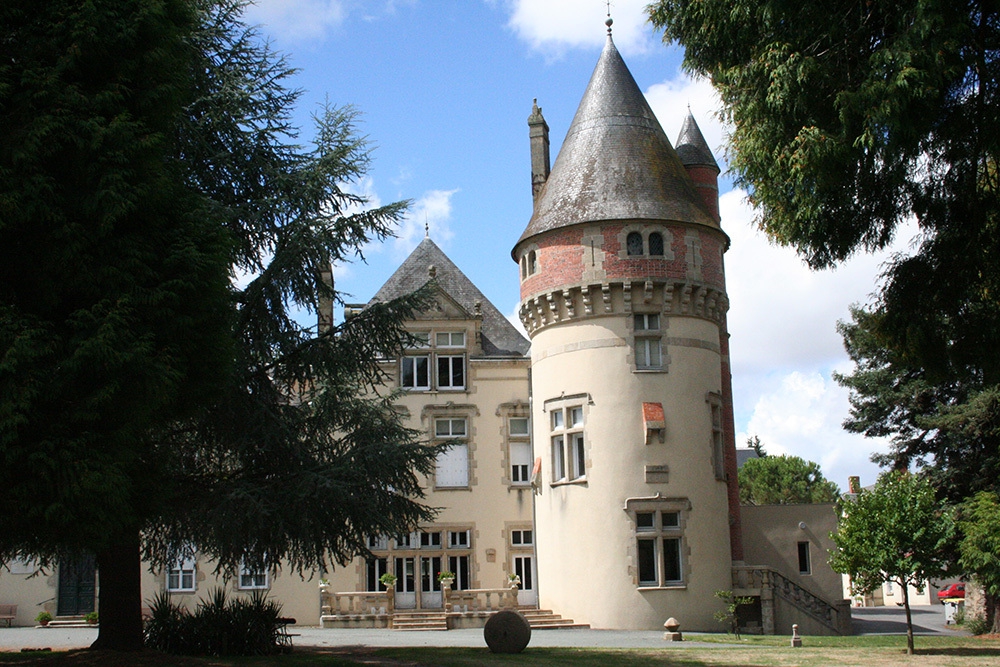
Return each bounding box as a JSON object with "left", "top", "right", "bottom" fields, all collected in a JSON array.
[{"left": 244, "top": 0, "right": 913, "bottom": 490}]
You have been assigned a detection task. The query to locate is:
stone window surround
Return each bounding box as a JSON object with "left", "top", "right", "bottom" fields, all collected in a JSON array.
[
  {"left": 422, "top": 403, "right": 479, "bottom": 491},
  {"left": 624, "top": 494, "right": 692, "bottom": 589},
  {"left": 542, "top": 393, "right": 592, "bottom": 487},
  {"left": 616, "top": 224, "right": 675, "bottom": 261},
  {"left": 497, "top": 400, "right": 531, "bottom": 488}
]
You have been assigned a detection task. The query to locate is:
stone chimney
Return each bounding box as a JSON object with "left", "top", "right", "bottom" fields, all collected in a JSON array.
[{"left": 528, "top": 99, "right": 550, "bottom": 202}]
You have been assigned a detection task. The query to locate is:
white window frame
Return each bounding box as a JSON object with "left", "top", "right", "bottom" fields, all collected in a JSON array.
[
  {"left": 448, "top": 530, "right": 470, "bottom": 549},
  {"left": 550, "top": 404, "right": 585, "bottom": 483},
  {"left": 628, "top": 500, "right": 687, "bottom": 589},
  {"left": 420, "top": 531, "right": 442, "bottom": 549},
  {"left": 166, "top": 549, "right": 196, "bottom": 593},
  {"left": 510, "top": 529, "right": 533, "bottom": 547},
  {"left": 238, "top": 562, "right": 269, "bottom": 590},
  {"left": 634, "top": 313, "right": 662, "bottom": 370},
  {"left": 434, "top": 417, "right": 469, "bottom": 488},
  {"left": 436, "top": 355, "right": 465, "bottom": 390},
  {"left": 508, "top": 416, "right": 531, "bottom": 486},
  {"left": 435, "top": 331, "right": 466, "bottom": 348},
  {"left": 401, "top": 355, "right": 430, "bottom": 390}
]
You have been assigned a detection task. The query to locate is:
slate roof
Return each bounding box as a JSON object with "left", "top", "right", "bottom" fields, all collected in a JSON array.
[
  {"left": 676, "top": 111, "right": 720, "bottom": 171},
  {"left": 515, "top": 33, "right": 717, "bottom": 255},
  {"left": 370, "top": 237, "right": 530, "bottom": 358}
]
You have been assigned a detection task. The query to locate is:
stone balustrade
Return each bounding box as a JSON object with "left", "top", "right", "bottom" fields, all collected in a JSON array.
[{"left": 446, "top": 585, "right": 518, "bottom": 613}]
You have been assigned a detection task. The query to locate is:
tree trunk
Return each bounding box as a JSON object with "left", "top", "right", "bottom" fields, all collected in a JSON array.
[
  {"left": 90, "top": 530, "right": 144, "bottom": 651},
  {"left": 902, "top": 582, "right": 914, "bottom": 655},
  {"left": 988, "top": 592, "right": 1000, "bottom": 635}
]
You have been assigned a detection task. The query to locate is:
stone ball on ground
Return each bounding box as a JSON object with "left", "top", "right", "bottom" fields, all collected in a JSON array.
[{"left": 484, "top": 609, "right": 531, "bottom": 654}]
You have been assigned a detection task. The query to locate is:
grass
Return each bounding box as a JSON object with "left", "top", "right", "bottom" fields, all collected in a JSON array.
[{"left": 0, "top": 636, "right": 996, "bottom": 667}]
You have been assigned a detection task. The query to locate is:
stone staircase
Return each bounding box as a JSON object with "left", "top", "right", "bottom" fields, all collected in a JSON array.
[
  {"left": 392, "top": 610, "right": 448, "bottom": 631},
  {"left": 520, "top": 608, "right": 588, "bottom": 629},
  {"left": 45, "top": 617, "right": 96, "bottom": 629},
  {"left": 390, "top": 608, "right": 587, "bottom": 631}
]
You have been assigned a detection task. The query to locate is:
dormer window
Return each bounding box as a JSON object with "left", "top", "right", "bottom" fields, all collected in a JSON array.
[{"left": 401, "top": 330, "right": 466, "bottom": 391}]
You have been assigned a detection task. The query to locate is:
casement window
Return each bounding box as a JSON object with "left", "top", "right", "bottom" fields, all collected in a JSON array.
[
  {"left": 550, "top": 405, "right": 585, "bottom": 483},
  {"left": 366, "top": 557, "right": 389, "bottom": 591},
  {"left": 420, "top": 531, "right": 442, "bottom": 549},
  {"left": 166, "top": 550, "right": 196, "bottom": 592},
  {"left": 401, "top": 355, "right": 430, "bottom": 390},
  {"left": 633, "top": 508, "right": 685, "bottom": 587},
  {"left": 448, "top": 554, "right": 471, "bottom": 590},
  {"left": 368, "top": 535, "right": 389, "bottom": 551},
  {"left": 7, "top": 557, "right": 36, "bottom": 575},
  {"left": 435, "top": 418, "right": 469, "bottom": 488},
  {"left": 394, "top": 533, "right": 414, "bottom": 549},
  {"left": 238, "top": 562, "right": 269, "bottom": 590},
  {"left": 798, "top": 542, "right": 811, "bottom": 575},
  {"left": 448, "top": 530, "right": 470, "bottom": 549},
  {"left": 437, "top": 355, "right": 465, "bottom": 389},
  {"left": 510, "top": 529, "right": 533, "bottom": 547},
  {"left": 508, "top": 416, "right": 531, "bottom": 485},
  {"left": 634, "top": 313, "right": 662, "bottom": 370}
]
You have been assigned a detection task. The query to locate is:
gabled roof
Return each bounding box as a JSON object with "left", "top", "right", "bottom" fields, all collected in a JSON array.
[
  {"left": 370, "top": 237, "right": 530, "bottom": 358},
  {"left": 515, "top": 33, "right": 717, "bottom": 254},
  {"left": 676, "top": 111, "right": 719, "bottom": 171}
]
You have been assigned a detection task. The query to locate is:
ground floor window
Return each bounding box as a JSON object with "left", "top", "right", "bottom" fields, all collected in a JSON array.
[
  {"left": 366, "top": 557, "right": 388, "bottom": 591},
  {"left": 238, "top": 563, "right": 269, "bottom": 590},
  {"left": 627, "top": 497, "right": 688, "bottom": 588},
  {"left": 167, "top": 552, "right": 196, "bottom": 592}
]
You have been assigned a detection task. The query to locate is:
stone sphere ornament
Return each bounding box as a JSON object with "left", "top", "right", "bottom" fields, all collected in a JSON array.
[{"left": 484, "top": 610, "right": 531, "bottom": 654}]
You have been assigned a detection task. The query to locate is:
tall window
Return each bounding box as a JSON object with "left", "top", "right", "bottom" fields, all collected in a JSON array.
[
  {"left": 634, "top": 313, "right": 662, "bottom": 370},
  {"left": 634, "top": 509, "right": 684, "bottom": 587},
  {"left": 798, "top": 541, "right": 811, "bottom": 575},
  {"left": 166, "top": 550, "right": 196, "bottom": 593},
  {"left": 401, "top": 355, "right": 429, "bottom": 389},
  {"left": 550, "top": 405, "right": 585, "bottom": 483},
  {"left": 366, "top": 557, "right": 388, "bottom": 591},
  {"left": 508, "top": 416, "right": 531, "bottom": 485},
  {"left": 435, "top": 417, "right": 469, "bottom": 488},
  {"left": 709, "top": 397, "right": 725, "bottom": 480},
  {"left": 401, "top": 331, "right": 466, "bottom": 391}
]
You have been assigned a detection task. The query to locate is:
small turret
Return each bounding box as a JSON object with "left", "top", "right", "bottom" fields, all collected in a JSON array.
[
  {"left": 676, "top": 111, "right": 720, "bottom": 222},
  {"left": 528, "top": 99, "right": 550, "bottom": 202}
]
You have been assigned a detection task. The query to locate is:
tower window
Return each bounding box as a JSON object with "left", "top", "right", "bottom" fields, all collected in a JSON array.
[
  {"left": 634, "top": 314, "right": 662, "bottom": 370},
  {"left": 627, "top": 501, "right": 687, "bottom": 588},
  {"left": 550, "top": 405, "right": 585, "bottom": 483},
  {"left": 627, "top": 232, "right": 644, "bottom": 256},
  {"left": 649, "top": 232, "right": 664, "bottom": 256}
]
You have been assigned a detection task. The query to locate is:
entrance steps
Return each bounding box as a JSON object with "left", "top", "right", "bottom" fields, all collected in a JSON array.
[
  {"left": 45, "top": 617, "right": 95, "bottom": 628},
  {"left": 520, "top": 608, "right": 589, "bottom": 629},
  {"left": 392, "top": 610, "right": 448, "bottom": 631},
  {"left": 391, "top": 608, "right": 588, "bottom": 631}
]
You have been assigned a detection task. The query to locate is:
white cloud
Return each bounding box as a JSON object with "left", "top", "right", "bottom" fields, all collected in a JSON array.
[
  {"left": 645, "top": 75, "right": 725, "bottom": 158},
  {"left": 394, "top": 189, "right": 459, "bottom": 256},
  {"left": 736, "top": 371, "right": 889, "bottom": 491},
  {"left": 244, "top": 0, "right": 346, "bottom": 43},
  {"left": 506, "top": 303, "right": 529, "bottom": 339},
  {"left": 503, "top": 0, "right": 659, "bottom": 56}
]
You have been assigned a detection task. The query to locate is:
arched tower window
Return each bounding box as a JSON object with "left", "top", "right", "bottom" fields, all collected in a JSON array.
[
  {"left": 626, "top": 232, "right": 643, "bottom": 256},
  {"left": 528, "top": 250, "right": 538, "bottom": 274},
  {"left": 648, "top": 232, "right": 664, "bottom": 257}
]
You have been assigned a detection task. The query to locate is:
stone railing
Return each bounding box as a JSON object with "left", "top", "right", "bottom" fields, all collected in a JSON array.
[
  {"left": 320, "top": 589, "right": 391, "bottom": 617},
  {"left": 732, "top": 565, "right": 850, "bottom": 635},
  {"left": 446, "top": 586, "right": 518, "bottom": 613}
]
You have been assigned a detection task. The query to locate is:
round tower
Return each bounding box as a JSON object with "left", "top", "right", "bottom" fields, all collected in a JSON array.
[{"left": 513, "top": 29, "right": 740, "bottom": 630}]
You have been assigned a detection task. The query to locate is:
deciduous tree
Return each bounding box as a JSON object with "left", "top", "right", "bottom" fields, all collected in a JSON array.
[
  {"left": 830, "top": 472, "right": 953, "bottom": 653},
  {"left": 956, "top": 491, "right": 1000, "bottom": 634}
]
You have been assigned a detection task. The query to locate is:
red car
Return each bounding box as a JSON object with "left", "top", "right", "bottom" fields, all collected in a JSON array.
[{"left": 937, "top": 583, "right": 965, "bottom": 601}]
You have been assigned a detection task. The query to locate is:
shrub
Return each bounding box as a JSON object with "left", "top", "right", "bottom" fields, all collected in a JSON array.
[
  {"left": 143, "top": 588, "right": 285, "bottom": 656},
  {"left": 966, "top": 613, "right": 991, "bottom": 636}
]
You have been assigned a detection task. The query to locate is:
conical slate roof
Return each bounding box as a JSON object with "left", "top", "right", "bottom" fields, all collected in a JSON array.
[
  {"left": 515, "top": 34, "right": 717, "bottom": 253},
  {"left": 676, "top": 111, "right": 719, "bottom": 170},
  {"left": 370, "top": 237, "right": 530, "bottom": 357}
]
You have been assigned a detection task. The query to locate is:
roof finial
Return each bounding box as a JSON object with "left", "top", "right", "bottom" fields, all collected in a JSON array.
[
  {"left": 605, "top": 1, "right": 613, "bottom": 34},
  {"left": 424, "top": 216, "right": 429, "bottom": 239}
]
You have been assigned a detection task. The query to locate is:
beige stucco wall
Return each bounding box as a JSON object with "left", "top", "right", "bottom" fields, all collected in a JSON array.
[
  {"left": 531, "top": 307, "right": 733, "bottom": 631},
  {"left": 0, "top": 561, "right": 58, "bottom": 626},
  {"left": 740, "top": 503, "right": 844, "bottom": 605}
]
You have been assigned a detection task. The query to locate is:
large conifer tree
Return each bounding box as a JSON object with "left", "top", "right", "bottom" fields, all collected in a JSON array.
[{"left": 1, "top": 0, "right": 438, "bottom": 651}]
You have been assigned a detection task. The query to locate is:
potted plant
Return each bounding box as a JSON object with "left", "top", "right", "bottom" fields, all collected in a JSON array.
[
  {"left": 379, "top": 572, "right": 397, "bottom": 590},
  {"left": 507, "top": 573, "right": 521, "bottom": 588},
  {"left": 84, "top": 611, "right": 98, "bottom": 625},
  {"left": 35, "top": 611, "right": 52, "bottom": 627},
  {"left": 318, "top": 578, "right": 331, "bottom": 593},
  {"left": 437, "top": 571, "right": 455, "bottom": 587}
]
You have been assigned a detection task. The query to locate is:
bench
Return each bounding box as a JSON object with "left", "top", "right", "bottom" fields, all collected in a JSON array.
[
  {"left": 276, "top": 617, "right": 299, "bottom": 653},
  {"left": 0, "top": 604, "right": 15, "bottom": 627}
]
